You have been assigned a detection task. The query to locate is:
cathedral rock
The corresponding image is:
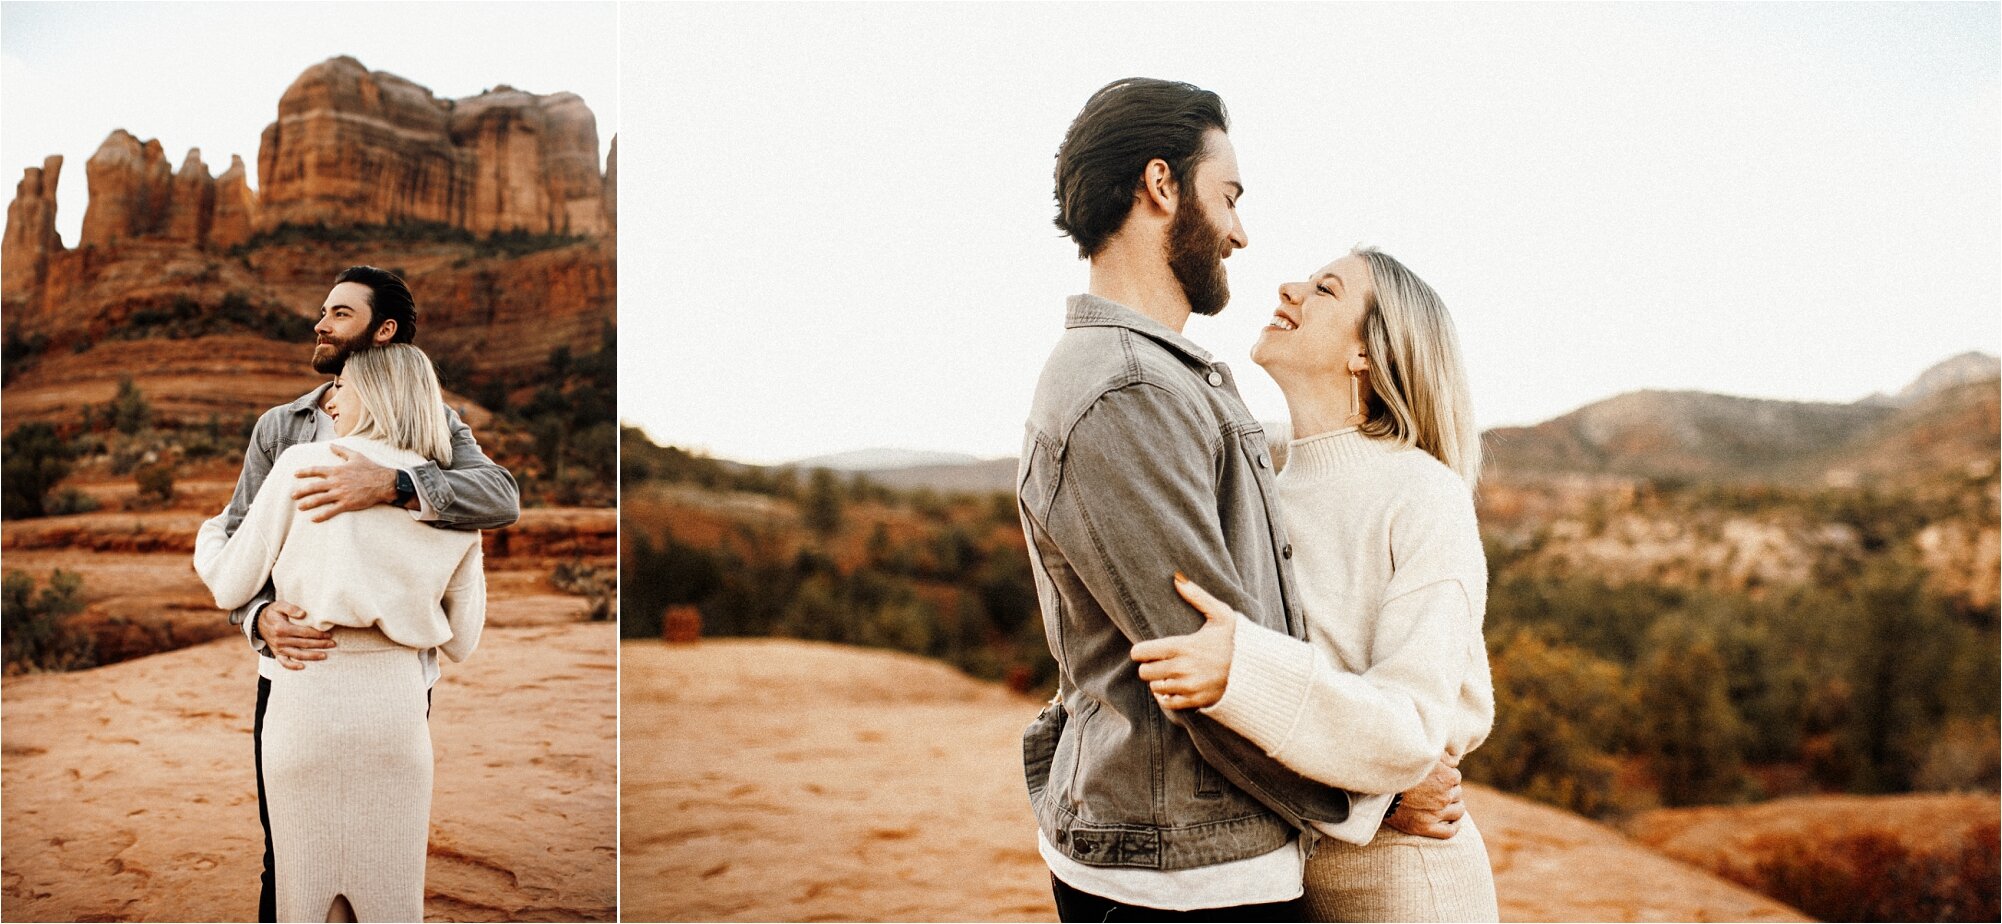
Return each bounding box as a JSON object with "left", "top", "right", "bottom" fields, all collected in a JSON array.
[
  {"left": 2, "top": 55, "right": 614, "bottom": 296},
  {"left": 257, "top": 56, "right": 611, "bottom": 236},
  {"left": 1, "top": 56, "right": 616, "bottom": 427}
]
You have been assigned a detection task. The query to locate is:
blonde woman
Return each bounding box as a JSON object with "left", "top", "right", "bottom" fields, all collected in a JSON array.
[
  {"left": 195, "top": 343, "right": 486, "bottom": 923},
  {"left": 1132, "top": 246, "right": 1498, "bottom": 921}
]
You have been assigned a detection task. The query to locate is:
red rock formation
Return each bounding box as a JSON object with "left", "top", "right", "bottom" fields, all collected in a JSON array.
[
  {"left": 603, "top": 136, "right": 617, "bottom": 232},
  {"left": 2, "top": 155, "right": 62, "bottom": 301},
  {"left": 79, "top": 130, "right": 173, "bottom": 247},
  {"left": 2, "top": 58, "right": 614, "bottom": 429},
  {"left": 257, "top": 56, "right": 460, "bottom": 230},
  {"left": 258, "top": 56, "right": 609, "bottom": 237},
  {"left": 161, "top": 149, "right": 215, "bottom": 245},
  {"left": 210, "top": 156, "right": 258, "bottom": 248}
]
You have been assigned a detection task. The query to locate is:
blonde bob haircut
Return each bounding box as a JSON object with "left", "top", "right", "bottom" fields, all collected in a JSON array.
[
  {"left": 336, "top": 343, "right": 454, "bottom": 465},
  {"left": 1353, "top": 245, "right": 1482, "bottom": 491}
]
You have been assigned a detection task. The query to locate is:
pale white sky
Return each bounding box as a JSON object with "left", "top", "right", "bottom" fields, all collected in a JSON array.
[
  {"left": 621, "top": 1, "right": 1999, "bottom": 465},
  {"left": 1, "top": 1, "right": 618, "bottom": 245}
]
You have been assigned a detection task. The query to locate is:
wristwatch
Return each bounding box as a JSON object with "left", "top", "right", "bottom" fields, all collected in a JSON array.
[{"left": 393, "top": 469, "right": 417, "bottom": 508}]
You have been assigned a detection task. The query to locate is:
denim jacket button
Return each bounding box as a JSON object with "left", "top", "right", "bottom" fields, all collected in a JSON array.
[
  {"left": 1205, "top": 371, "right": 1223, "bottom": 387},
  {"left": 1282, "top": 543, "right": 1293, "bottom": 559},
  {"left": 1256, "top": 454, "right": 1270, "bottom": 469}
]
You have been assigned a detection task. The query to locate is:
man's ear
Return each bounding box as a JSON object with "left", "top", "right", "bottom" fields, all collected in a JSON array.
[
  {"left": 1136, "top": 158, "right": 1179, "bottom": 217},
  {"left": 372, "top": 319, "right": 398, "bottom": 345}
]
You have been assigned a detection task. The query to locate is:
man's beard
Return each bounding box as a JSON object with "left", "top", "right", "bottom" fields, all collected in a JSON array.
[
  {"left": 1165, "top": 196, "right": 1230, "bottom": 318},
  {"left": 311, "top": 333, "right": 365, "bottom": 374}
]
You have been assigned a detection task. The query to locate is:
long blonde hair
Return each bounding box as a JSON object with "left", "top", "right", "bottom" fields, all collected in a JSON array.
[
  {"left": 1353, "top": 245, "right": 1482, "bottom": 490},
  {"left": 338, "top": 343, "right": 454, "bottom": 465}
]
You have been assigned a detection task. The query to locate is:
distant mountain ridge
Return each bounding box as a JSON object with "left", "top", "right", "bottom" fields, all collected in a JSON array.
[
  {"left": 769, "top": 351, "right": 1998, "bottom": 493},
  {"left": 788, "top": 448, "right": 988, "bottom": 471},
  {"left": 1487, "top": 352, "right": 1998, "bottom": 484}
]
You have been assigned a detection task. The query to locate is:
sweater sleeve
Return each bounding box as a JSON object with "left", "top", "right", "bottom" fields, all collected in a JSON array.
[
  {"left": 1201, "top": 474, "right": 1487, "bottom": 795},
  {"left": 195, "top": 447, "right": 308, "bottom": 611},
  {"left": 438, "top": 541, "right": 486, "bottom": 663}
]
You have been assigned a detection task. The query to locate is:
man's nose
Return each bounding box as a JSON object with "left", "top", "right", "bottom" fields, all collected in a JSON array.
[{"left": 1229, "top": 215, "right": 1249, "bottom": 251}]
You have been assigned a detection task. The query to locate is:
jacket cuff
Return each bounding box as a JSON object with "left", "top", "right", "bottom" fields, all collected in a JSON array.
[
  {"left": 243, "top": 600, "right": 274, "bottom": 656},
  {"left": 1201, "top": 613, "right": 1315, "bottom": 754}
]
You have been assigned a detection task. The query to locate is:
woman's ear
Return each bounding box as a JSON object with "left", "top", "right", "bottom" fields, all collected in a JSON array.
[{"left": 1347, "top": 352, "right": 1369, "bottom": 376}]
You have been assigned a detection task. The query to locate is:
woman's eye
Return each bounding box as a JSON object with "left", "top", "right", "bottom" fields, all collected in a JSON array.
[{"left": 1317, "top": 284, "right": 1335, "bottom": 298}]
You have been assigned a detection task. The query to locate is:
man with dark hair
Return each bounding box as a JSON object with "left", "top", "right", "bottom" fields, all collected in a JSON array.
[
  {"left": 1018, "top": 78, "right": 1465, "bottom": 920},
  {"left": 324, "top": 264, "right": 419, "bottom": 352},
  {"left": 219, "top": 265, "right": 519, "bottom": 922}
]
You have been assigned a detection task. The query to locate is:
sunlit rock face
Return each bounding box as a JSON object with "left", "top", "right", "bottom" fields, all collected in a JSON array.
[
  {"left": 2, "top": 155, "right": 63, "bottom": 300},
  {"left": 257, "top": 56, "right": 609, "bottom": 236}
]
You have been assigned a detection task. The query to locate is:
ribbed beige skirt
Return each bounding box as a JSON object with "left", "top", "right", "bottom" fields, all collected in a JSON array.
[
  {"left": 262, "top": 627, "right": 431, "bottom": 923},
  {"left": 1303, "top": 814, "right": 1499, "bottom": 923}
]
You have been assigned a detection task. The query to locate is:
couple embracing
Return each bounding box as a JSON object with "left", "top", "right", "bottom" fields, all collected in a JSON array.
[
  {"left": 192, "top": 267, "right": 515, "bottom": 922},
  {"left": 1020, "top": 79, "right": 1498, "bottom": 921}
]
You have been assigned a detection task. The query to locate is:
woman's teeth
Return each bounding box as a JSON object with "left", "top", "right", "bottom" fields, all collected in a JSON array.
[{"left": 1268, "top": 315, "right": 1297, "bottom": 331}]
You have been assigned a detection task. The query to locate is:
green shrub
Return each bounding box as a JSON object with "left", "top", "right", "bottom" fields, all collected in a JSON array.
[
  {"left": 551, "top": 560, "right": 614, "bottom": 621},
  {"left": 1463, "top": 627, "right": 1637, "bottom": 817},
  {"left": 2, "top": 423, "right": 75, "bottom": 519},
  {"left": 2, "top": 569, "right": 95, "bottom": 672},
  {"left": 45, "top": 487, "right": 101, "bottom": 516},
  {"left": 109, "top": 377, "right": 152, "bottom": 435},
  {"left": 135, "top": 462, "right": 176, "bottom": 504}
]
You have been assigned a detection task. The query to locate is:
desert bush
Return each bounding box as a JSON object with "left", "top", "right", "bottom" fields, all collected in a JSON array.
[
  {"left": 2, "top": 423, "right": 75, "bottom": 519},
  {"left": 1633, "top": 617, "right": 1753, "bottom": 805},
  {"left": 803, "top": 468, "right": 844, "bottom": 536},
  {"left": 2, "top": 569, "right": 95, "bottom": 672},
  {"left": 1739, "top": 822, "right": 2000, "bottom": 922},
  {"left": 551, "top": 560, "right": 614, "bottom": 621},
  {"left": 1914, "top": 719, "right": 2002, "bottom": 792},
  {"left": 134, "top": 461, "right": 176, "bottom": 504},
  {"left": 108, "top": 376, "right": 152, "bottom": 435},
  {"left": 45, "top": 487, "right": 101, "bottom": 516},
  {"left": 1463, "top": 627, "right": 1637, "bottom": 817},
  {"left": 2, "top": 328, "right": 50, "bottom": 383},
  {"left": 619, "top": 531, "right": 725, "bottom": 638}
]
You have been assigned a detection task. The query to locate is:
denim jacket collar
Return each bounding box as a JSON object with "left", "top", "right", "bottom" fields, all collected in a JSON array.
[
  {"left": 1064, "top": 294, "right": 1216, "bottom": 368},
  {"left": 286, "top": 381, "right": 336, "bottom": 416}
]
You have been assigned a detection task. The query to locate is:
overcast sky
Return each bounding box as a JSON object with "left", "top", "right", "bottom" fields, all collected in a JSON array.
[
  {"left": 621, "top": 1, "right": 1999, "bottom": 465},
  {"left": 1, "top": 1, "right": 618, "bottom": 245}
]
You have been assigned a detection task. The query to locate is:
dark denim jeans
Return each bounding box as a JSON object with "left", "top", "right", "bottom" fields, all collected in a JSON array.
[{"left": 1050, "top": 874, "right": 1303, "bottom": 922}]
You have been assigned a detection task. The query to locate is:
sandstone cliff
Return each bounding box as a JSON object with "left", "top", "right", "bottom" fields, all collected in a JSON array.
[
  {"left": 1, "top": 155, "right": 61, "bottom": 300},
  {"left": 257, "top": 56, "right": 609, "bottom": 236},
  {"left": 602, "top": 135, "right": 617, "bottom": 231},
  {"left": 161, "top": 148, "right": 215, "bottom": 245},
  {"left": 210, "top": 155, "right": 258, "bottom": 248}
]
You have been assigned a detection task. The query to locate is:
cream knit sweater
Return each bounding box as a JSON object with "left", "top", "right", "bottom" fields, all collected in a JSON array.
[
  {"left": 194, "top": 435, "right": 486, "bottom": 662},
  {"left": 1203, "top": 427, "right": 1494, "bottom": 816}
]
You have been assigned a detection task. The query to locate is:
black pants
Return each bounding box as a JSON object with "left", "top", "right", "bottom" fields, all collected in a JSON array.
[
  {"left": 255, "top": 675, "right": 430, "bottom": 922},
  {"left": 1051, "top": 873, "right": 1304, "bottom": 922}
]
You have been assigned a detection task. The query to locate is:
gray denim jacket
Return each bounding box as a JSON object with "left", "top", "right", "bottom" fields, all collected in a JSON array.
[
  {"left": 1018, "top": 294, "right": 1355, "bottom": 871},
  {"left": 224, "top": 383, "right": 521, "bottom": 657}
]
